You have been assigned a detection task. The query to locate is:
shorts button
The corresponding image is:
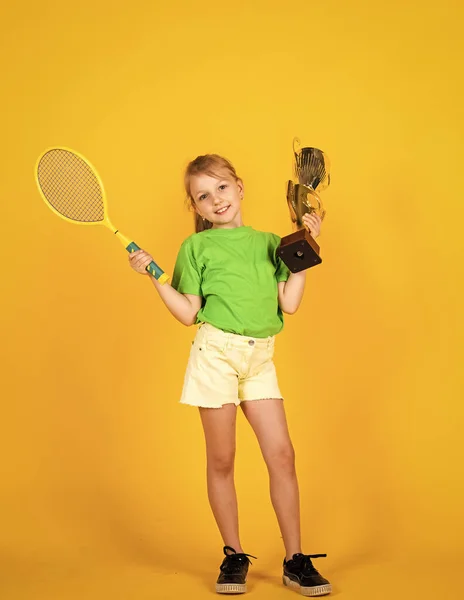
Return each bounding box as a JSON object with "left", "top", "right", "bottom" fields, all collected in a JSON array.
[{"left": 248, "top": 340, "right": 255, "bottom": 346}]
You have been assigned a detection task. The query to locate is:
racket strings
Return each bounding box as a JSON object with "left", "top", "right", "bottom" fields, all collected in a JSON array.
[{"left": 37, "top": 149, "right": 105, "bottom": 222}]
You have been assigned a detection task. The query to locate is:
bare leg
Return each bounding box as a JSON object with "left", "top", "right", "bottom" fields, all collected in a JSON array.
[
  {"left": 241, "top": 399, "right": 301, "bottom": 561},
  {"left": 199, "top": 403, "right": 244, "bottom": 553}
]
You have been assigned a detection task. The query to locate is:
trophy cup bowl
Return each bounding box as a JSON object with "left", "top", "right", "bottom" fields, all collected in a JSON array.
[{"left": 278, "top": 139, "right": 330, "bottom": 272}]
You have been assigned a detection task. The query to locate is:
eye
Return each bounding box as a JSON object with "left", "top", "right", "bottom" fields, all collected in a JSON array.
[
  {"left": 198, "top": 193, "right": 207, "bottom": 201},
  {"left": 218, "top": 184, "right": 228, "bottom": 191}
]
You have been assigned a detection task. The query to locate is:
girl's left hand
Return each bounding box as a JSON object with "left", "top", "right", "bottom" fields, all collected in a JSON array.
[{"left": 302, "top": 212, "right": 322, "bottom": 238}]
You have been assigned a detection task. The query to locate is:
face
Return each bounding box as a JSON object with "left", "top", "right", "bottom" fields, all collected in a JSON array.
[{"left": 190, "top": 170, "right": 244, "bottom": 229}]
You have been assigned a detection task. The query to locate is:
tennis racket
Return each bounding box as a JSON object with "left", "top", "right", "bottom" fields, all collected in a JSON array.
[{"left": 35, "top": 147, "right": 169, "bottom": 284}]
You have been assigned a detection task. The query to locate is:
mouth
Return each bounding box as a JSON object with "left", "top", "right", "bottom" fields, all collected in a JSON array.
[{"left": 215, "top": 205, "right": 230, "bottom": 215}]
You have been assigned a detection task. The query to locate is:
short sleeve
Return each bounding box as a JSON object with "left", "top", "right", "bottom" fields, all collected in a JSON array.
[
  {"left": 171, "top": 238, "right": 202, "bottom": 296},
  {"left": 270, "top": 233, "right": 290, "bottom": 283},
  {"left": 275, "top": 254, "right": 290, "bottom": 283}
]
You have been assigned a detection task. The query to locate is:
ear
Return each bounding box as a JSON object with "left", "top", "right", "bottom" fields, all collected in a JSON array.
[{"left": 237, "top": 178, "right": 244, "bottom": 199}]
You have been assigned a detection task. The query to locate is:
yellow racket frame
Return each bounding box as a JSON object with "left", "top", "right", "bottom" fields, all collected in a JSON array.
[{"left": 35, "top": 146, "right": 169, "bottom": 284}]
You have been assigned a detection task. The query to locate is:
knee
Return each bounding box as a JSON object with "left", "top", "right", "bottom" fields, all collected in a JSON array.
[
  {"left": 267, "top": 444, "right": 296, "bottom": 474},
  {"left": 207, "top": 451, "right": 235, "bottom": 476}
]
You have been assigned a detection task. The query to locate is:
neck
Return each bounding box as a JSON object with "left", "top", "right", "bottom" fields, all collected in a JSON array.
[{"left": 211, "top": 214, "right": 244, "bottom": 230}]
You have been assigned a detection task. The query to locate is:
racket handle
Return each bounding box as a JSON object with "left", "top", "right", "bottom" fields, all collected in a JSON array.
[{"left": 127, "top": 241, "right": 169, "bottom": 285}]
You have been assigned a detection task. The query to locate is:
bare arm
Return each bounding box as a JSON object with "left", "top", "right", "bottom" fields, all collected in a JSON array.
[
  {"left": 278, "top": 272, "right": 306, "bottom": 314},
  {"left": 278, "top": 212, "right": 322, "bottom": 315},
  {"left": 129, "top": 249, "right": 201, "bottom": 326},
  {"left": 150, "top": 278, "right": 201, "bottom": 326}
]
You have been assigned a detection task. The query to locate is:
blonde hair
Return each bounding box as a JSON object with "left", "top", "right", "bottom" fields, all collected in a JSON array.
[{"left": 184, "top": 154, "right": 241, "bottom": 233}]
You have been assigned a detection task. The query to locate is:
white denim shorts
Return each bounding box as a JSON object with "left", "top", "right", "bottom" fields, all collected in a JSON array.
[{"left": 180, "top": 322, "right": 283, "bottom": 409}]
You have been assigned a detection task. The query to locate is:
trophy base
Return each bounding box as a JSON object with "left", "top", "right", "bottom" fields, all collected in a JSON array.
[{"left": 278, "top": 229, "right": 322, "bottom": 272}]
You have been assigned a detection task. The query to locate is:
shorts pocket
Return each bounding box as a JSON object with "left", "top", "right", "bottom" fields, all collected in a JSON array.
[{"left": 205, "top": 337, "right": 227, "bottom": 353}]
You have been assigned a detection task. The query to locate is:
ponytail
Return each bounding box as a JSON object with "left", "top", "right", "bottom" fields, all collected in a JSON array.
[{"left": 194, "top": 213, "right": 213, "bottom": 233}]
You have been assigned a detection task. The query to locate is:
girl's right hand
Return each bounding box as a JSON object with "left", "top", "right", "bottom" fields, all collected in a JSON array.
[{"left": 128, "top": 249, "right": 153, "bottom": 275}]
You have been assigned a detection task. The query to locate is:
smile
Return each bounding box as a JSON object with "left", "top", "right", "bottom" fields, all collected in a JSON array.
[{"left": 215, "top": 205, "right": 230, "bottom": 215}]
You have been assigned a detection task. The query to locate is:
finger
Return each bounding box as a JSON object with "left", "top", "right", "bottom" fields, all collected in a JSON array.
[
  {"left": 131, "top": 258, "right": 145, "bottom": 269},
  {"left": 306, "top": 217, "right": 319, "bottom": 229},
  {"left": 134, "top": 258, "right": 152, "bottom": 271},
  {"left": 135, "top": 256, "right": 152, "bottom": 268},
  {"left": 307, "top": 214, "right": 319, "bottom": 223},
  {"left": 131, "top": 258, "right": 147, "bottom": 270},
  {"left": 132, "top": 251, "right": 149, "bottom": 263},
  {"left": 134, "top": 264, "right": 151, "bottom": 274}
]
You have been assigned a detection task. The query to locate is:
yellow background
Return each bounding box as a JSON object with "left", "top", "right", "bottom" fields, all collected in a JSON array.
[{"left": 1, "top": 1, "right": 463, "bottom": 598}]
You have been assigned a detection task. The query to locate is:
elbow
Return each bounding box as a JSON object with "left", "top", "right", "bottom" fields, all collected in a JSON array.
[
  {"left": 180, "top": 317, "right": 195, "bottom": 327},
  {"left": 280, "top": 303, "right": 298, "bottom": 315},
  {"left": 181, "top": 311, "right": 199, "bottom": 327}
]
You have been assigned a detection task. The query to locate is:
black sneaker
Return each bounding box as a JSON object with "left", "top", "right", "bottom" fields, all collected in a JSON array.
[
  {"left": 283, "top": 553, "right": 332, "bottom": 596},
  {"left": 216, "top": 546, "right": 256, "bottom": 594}
]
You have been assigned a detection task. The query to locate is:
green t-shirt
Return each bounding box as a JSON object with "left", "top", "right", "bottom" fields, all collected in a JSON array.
[{"left": 170, "top": 225, "right": 290, "bottom": 338}]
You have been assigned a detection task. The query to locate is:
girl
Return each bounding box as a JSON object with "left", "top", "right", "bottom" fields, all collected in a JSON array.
[{"left": 128, "top": 154, "right": 332, "bottom": 597}]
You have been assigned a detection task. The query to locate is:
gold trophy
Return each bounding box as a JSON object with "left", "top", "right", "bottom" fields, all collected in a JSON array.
[{"left": 278, "top": 138, "right": 330, "bottom": 272}]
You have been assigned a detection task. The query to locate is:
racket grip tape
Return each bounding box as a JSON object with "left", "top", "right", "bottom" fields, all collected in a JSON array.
[{"left": 127, "top": 241, "right": 169, "bottom": 285}]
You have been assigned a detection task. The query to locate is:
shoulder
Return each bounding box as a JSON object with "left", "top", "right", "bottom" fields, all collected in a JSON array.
[
  {"left": 183, "top": 229, "right": 217, "bottom": 243},
  {"left": 179, "top": 231, "right": 204, "bottom": 250},
  {"left": 177, "top": 231, "right": 213, "bottom": 263},
  {"left": 251, "top": 228, "right": 282, "bottom": 245},
  {"left": 181, "top": 232, "right": 197, "bottom": 244}
]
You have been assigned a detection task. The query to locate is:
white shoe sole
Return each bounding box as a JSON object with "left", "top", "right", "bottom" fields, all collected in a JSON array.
[
  {"left": 283, "top": 575, "right": 332, "bottom": 596},
  {"left": 216, "top": 582, "right": 247, "bottom": 594}
]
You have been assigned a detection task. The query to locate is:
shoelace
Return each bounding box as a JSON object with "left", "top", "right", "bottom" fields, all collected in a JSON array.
[
  {"left": 221, "top": 546, "right": 257, "bottom": 574},
  {"left": 300, "top": 553, "right": 327, "bottom": 576}
]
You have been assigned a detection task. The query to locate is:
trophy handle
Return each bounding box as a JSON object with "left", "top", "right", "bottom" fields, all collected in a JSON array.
[
  {"left": 292, "top": 137, "right": 301, "bottom": 162},
  {"left": 303, "top": 188, "right": 326, "bottom": 221},
  {"left": 286, "top": 180, "right": 298, "bottom": 224}
]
